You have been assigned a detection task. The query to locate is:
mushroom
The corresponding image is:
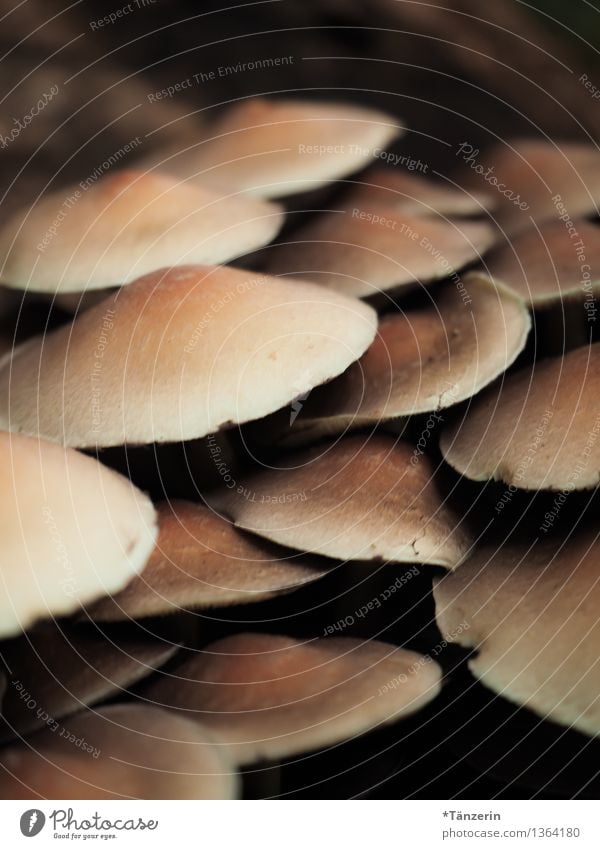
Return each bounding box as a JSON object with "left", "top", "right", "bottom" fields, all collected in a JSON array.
[
  {"left": 0, "top": 622, "right": 176, "bottom": 740},
  {"left": 0, "top": 264, "right": 377, "bottom": 448},
  {"left": 0, "top": 431, "right": 157, "bottom": 638},
  {"left": 434, "top": 528, "right": 600, "bottom": 737},
  {"left": 142, "top": 633, "right": 441, "bottom": 765},
  {"left": 146, "top": 97, "right": 402, "bottom": 198},
  {"left": 0, "top": 170, "right": 284, "bottom": 294},
  {"left": 261, "top": 273, "right": 530, "bottom": 445},
  {"left": 264, "top": 207, "right": 495, "bottom": 298},
  {"left": 87, "top": 500, "right": 330, "bottom": 622},
  {"left": 343, "top": 168, "right": 494, "bottom": 217},
  {"left": 208, "top": 434, "right": 471, "bottom": 568},
  {"left": 0, "top": 704, "right": 238, "bottom": 799},
  {"left": 440, "top": 342, "right": 600, "bottom": 490},
  {"left": 458, "top": 139, "right": 600, "bottom": 235},
  {"left": 483, "top": 219, "right": 600, "bottom": 306}
]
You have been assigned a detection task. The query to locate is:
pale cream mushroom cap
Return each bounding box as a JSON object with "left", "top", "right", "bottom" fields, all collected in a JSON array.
[
  {"left": 88, "top": 500, "right": 330, "bottom": 621},
  {"left": 344, "top": 168, "right": 494, "bottom": 217},
  {"left": 0, "top": 704, "right": 238, "bottom": 799},
  {"left": 265, "top": 207, "right": 495, "bottom": 298},
  {"left": 142, "top": 633, "right": 441, "bottom": 765},
  {"left": 440, "top": 343, "right": 600, "bottom": 490},
  {"left": 0, "top": 170, "right": 284, "bottom": 293},
  {"left": 460, "top": 139, "right": 600, "bottom": 236},
  {"left": 0, "top": 432, "right": 157, "bottom": 637},
  {"left": 269, "top": 273, "right": 530, "bottom": 445},
  {"left": 0, "top": 622, "right": 176, "bottom": 739},
  {"left": 148, "top": 97, "right": 402, "bottom": 198},
  {"left": 208, "top": 434, "right": 471, "bottom": 568},
  {"left": 484, "top": 220, "right": 600, "bottom": 305},
  {"left": 0, "top": 264, "right": 377, "bottom": 447},
  {"left": 434, "top": 529, "right": 600, "bottom": 736}
]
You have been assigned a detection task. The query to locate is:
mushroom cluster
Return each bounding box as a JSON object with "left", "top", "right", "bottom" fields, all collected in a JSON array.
[{"left": 0, "top": 96, "right": 598, "bottom": 799}]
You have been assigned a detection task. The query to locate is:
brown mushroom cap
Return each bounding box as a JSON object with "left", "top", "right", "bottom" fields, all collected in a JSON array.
[
  {"left": 459, "top": 140, "right": 600, "bottom": 236},
  {"left": 142, "top": 633, "right": 441, "bottom": 765},
  {"left": 344, "top": 168, "right": 494, "bottom": 217},
  {"left": 434, "top": 529, "right": 600, "bottom": 736},
  {"left": 0, "top": 432, "right": 157, "bottom": 638},
  {"left": 0, "top": 170, "right": 284, "bottom": 294},
  {"left": 0, "top": 622, "right": 176, "bottom": 740},
  {"left": 208, "top": 434, "right": 471, "bottom": 568},
  {"left": 269, "top": 273, "right": 530, "bottom": 445},
  {"left": 483, "top": 220, "right": 600, "bottom": 305},
  {"left": 264, "top": 207, "right": 494, "bottom": 298},
  {"left": 0, "top": 264, "right": 377, "bottom": 448},
  {"left": 149, "top": 97, "right": 402, "bottom": 198},
  {"left": 0, "top": 704, "right": 238, "bottom": 799},
  {"left": 440, "top": 343, "right": 600, "bottom": 490},
  {"left": 88, "top": 500, "right": 330, "bottom": 622}
]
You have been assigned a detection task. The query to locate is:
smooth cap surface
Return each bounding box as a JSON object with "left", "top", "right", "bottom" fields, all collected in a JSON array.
[
  {"left": 434, "top": 529, "right": 600, "bottom": 736},
  {"left": 0, "top": 431, "right": 157, "bottom": 637},
  {"left": 208, "top": 434, "right": 472, "bottom": 568},
  {"left": 142, "top": 633, "right": 442, "bottom": 764},
  {"left": 441, "top": 343, "right": 600, "bottom": 490},
  {"left": 0, "top": 170, "right": 284, "bottom": 293},
  {"left": 0, "top": 265, "right": 377, "bottom": 447}
]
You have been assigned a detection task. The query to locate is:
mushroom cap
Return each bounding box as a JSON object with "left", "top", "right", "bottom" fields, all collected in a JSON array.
[
  {"left": 0, "top": 704, "right": 238, "bottom": 799},
  {"left": 483, "top": 220, "right": 600, "bottom": 305},
  {"left": 0, "top": 622, "right": 176, "bottom": 740},
  {"left": 440, "top": 342, "right": 600, "bottom": 490},
  {"left": 208, "top": 434, "right": 471, "bottom": 568},
  {"left": 88, "top": 500, "right": 330, "bottom": 621},
  {"left": 434, "top": 529, "right": 600, "bottom": 736},
  {"left": 0, "top": 264, "right": 377, "bottom": 448},
  {"left": 142, "top": 633, "right": 441, "bottom": 765},
  {"left": 0, "top": 431, "right": 157, "bottom": 637},
  {"left": 344, "top": 168, "right": 494, "bottom": 217},
  {"left": 460, "top": 140, "right": 600, "bottom": 236},
  {"left": 150, "top": 97, "right": 402, "bottom": 198},
  {"left": 0, "top": 170, "right": 284, "bottom": 294},
  {"left": 271, "top": 273, "right": 530, "bottom": 444},
  {"left": 265, "top": 207, "right": 495, "bottom": 298}
]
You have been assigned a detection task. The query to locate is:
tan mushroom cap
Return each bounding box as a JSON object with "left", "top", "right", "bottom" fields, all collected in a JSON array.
[
  {"left": 269, "top": 273, "right": 530, "bottom": 445},
  {"left": 142, "top": 633, "right": 441, "bottom": 765},
  {"left": 150, "top": 97, "right": 402, "bottom": 198},
  {"left": 440, "top": 343, "right": 600, "bottom": 490},
  {"left": 460, "top": 139, "right": 600, "bottom": 236},
  {"left": 434, "top": 529, "right": 600, "bottom": 736},
  {"left": 0, "top": 264, "right": 377, "bottom": 448},
  {"left": 88, "top": 500, "right": 330, "bottom": 622},
  {"left": 265, "top": 207, "right": 495, "bottom": 298},
  {"left": 0, "top": 622, "right": 176, "bottom": 740},
  {"left": 0, "top": 704, "right": 238, "bottom": 799},
  {"left": 344, "top": 168, "right": 494, "bottom": 217},
  {"left": 208, "top": 435, "right": 471, "bottom": 568},
  {"left": 0, "top": 170, "right": 284, "bottom": 294},
  {"left": 0, "top": 432, "right": 157, "bottom": 638},
  {"left": 483, "top": 220, "right": 600, "bottom": 305}
]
